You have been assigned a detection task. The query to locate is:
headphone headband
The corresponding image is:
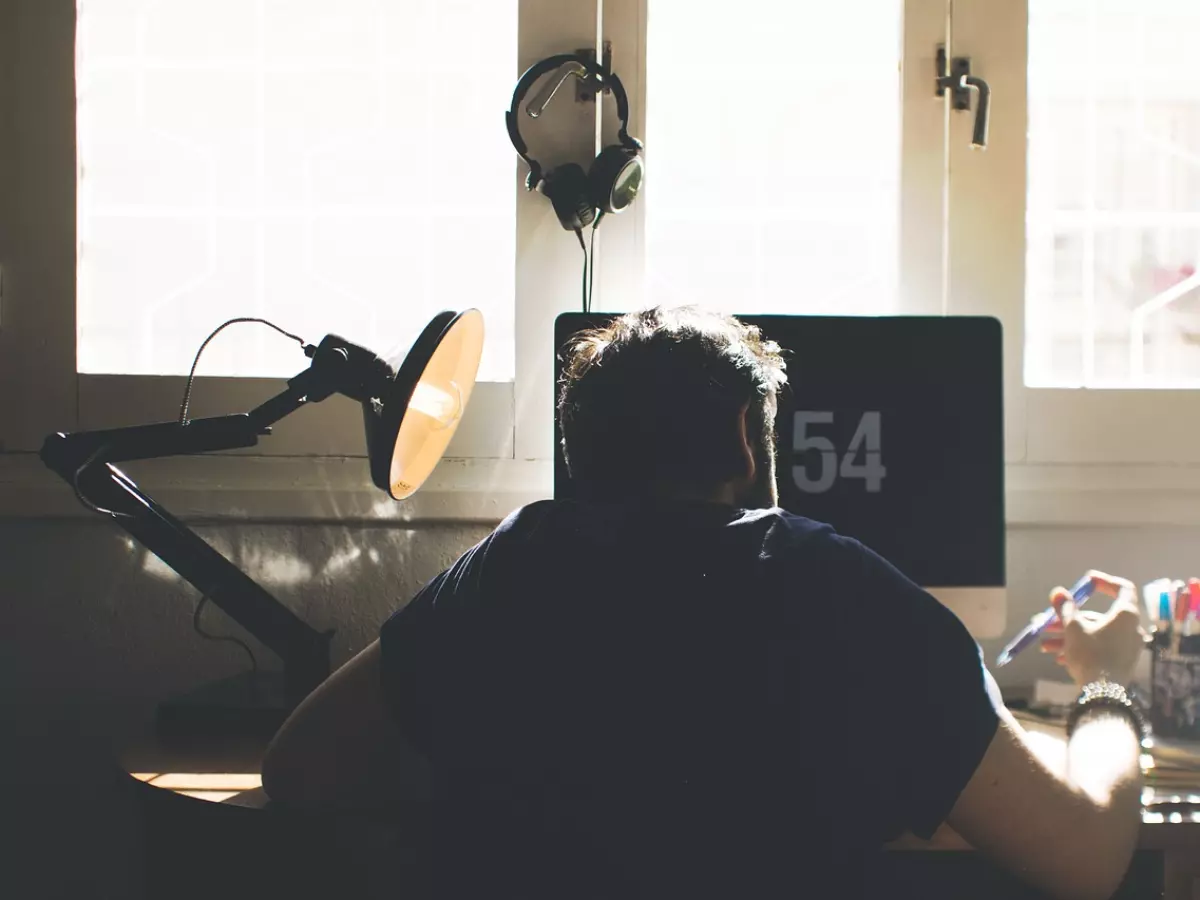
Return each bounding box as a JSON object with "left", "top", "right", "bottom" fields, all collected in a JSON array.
[{"left": 506, "top": 53, "right": 638, "bottom": 189}]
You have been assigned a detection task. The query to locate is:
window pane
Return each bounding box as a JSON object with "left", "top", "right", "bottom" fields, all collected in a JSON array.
[
  {"left": 76, "top": 0, "right": 516, "bottom": 380},
  {"left": 1027, "top": 0, "right": 1200, "bottom": 388},
  {"left": 645, "top": 2, "right": 902, "bottom": 315}
]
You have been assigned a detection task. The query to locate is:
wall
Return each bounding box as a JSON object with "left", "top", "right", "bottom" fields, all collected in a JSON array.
[
  {"left": 2, "top": 516, "right": 490, "bottom": 747},
  {"left": 986, "top": 524, "right": 1199, "bottom": 691},
  {"left": 5, "top": 510, "right": 1197, "bottom": 750}
]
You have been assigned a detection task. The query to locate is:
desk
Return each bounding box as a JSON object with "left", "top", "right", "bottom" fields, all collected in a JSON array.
[
  {"left": 127, "top": 717, "right": 1200, "bottom": 898},
  {"left": 887, "top": 713, "right": 1200, "bottom": 900}
]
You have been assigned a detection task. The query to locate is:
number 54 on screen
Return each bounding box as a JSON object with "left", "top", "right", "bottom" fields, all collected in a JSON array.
[{"left": 792, "top": 411, "right": 886, "bottom": 494}]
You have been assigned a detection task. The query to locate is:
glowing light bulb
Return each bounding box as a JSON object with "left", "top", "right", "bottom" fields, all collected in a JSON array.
[{"left": 408, "top": 380, "right": 463, "bottom": 430}]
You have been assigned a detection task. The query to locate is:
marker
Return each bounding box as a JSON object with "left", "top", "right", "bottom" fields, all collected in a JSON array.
[
  {"left": 1171, "top": 581, "right": 1186, "bottom": 653},
  {"left": 996, "top": 574, "right": 1095, "bottom": 667},
  {"left": 1144, "top": 580, "right": 1165, "bottom": 622},
  {"left": 1184, "top": 580, "right": 1200, "bottom": 647}
]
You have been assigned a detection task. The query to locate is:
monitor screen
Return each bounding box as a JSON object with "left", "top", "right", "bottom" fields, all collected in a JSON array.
[{"left": 552, "top": 314, "right": 1006, "bottom": 634}]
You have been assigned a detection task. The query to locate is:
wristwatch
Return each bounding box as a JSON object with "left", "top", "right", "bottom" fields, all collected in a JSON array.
[{"left": 1065, "top": 678, "right": 1147, "bottom": 745}]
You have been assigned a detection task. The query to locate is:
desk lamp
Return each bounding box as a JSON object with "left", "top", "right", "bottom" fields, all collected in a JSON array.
[{"left": 40, "top": 309, "right": 484, "bottom": 742}]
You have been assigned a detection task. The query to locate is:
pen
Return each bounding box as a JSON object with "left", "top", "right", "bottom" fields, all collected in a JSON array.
[{"left": 996, "top": 574, "right": 1095, "bottom": 667}]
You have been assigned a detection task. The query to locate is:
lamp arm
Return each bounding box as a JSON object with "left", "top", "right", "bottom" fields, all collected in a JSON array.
[
  {"left": 36, "top": 321, "right": 475, "bottom": 709},
  {"left": 41, "top": 366, "right": 332, "bottom": 472},
  {"left": 77, "top": 462, "right": 331, "bottom": 701},
  {"left": 36, "top": 334, "right": 403, "bottom": 703},
  {"left": 41, "top": 415, "right": 264, "bottom": 469},
  {"left": 38, "top": 364, "right": 341, "bottom": 705}
]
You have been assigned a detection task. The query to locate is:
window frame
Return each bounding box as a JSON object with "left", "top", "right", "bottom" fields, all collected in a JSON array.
[
  {"left": 0, "top": 0, "right": 958, "bottom": 516},
  {"left": 601, "top": 0, "right": 1200, "bottom": 525},
  {"left": 948, "top": 0, "right": 1200, "bottom": 481},
  {"left": 597, "top": 0, "right": 951, "bottom": 324},
  {"left": 1, "top": 0, "right": 526, "bottom": 459},
  {"left": 8, "top": 1, "right": 1195, "bottom": 524},
  {"left": 0, "top": 0, "right": 604, "bottom": 519}
]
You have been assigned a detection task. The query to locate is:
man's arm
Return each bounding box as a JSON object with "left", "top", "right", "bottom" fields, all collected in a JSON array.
[
  {"left": 851, "top": 539, "right": 1146, "bottom": 899},
  {"left": 260, "top": 640, "right": 432, "bottom": 817},
  {"left": 947, "top": 690, "right": 1141, "bottom": 900},
  {"left": 946, "top": 578, "right": 1145, "bottom": 900}
]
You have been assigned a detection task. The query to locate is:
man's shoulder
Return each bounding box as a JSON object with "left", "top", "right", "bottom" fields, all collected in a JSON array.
[
  {"left": 494, "top": 501, "right": 834, "bottom": 536},
  {"left": 493, "top": 501, "right": 843, "bottom": 543},
  {"left": 489, "top": 499, "right": 571, "bottom": 543},
  {"left": 743, "top": 507, "right": 847, "bottom": 556},
  {"left": 747, "top": 510, "right": 930, "bottom": 603},
  {"left": 746, "top": 507, "right": 833, "bottom": 537}
]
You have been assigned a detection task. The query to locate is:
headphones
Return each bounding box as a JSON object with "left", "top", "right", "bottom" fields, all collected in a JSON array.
[{"left": 506, "top": 53, "right": 644, "bottom": 233}]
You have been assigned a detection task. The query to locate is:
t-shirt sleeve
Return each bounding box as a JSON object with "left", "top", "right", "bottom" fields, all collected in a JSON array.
[
  {"left": 378, "top": 575, "right": 444, "bottom": 758},
  {"left": 376, "top": 526, "right": 507, "bottom": 757},
  {"left": 838, "top": 535, "right": 1001, "bottom": 839}
]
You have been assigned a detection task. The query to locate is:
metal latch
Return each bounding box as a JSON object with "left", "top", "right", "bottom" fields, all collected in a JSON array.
[
  {"left": 936, "top": 47, "right": 992, "bottom": 149},
  {"left": 574, "top": 41, "right": 613, "bottom": 103},
  {"left": 523, "top": 43, "right": 613, "bottom": 120}
]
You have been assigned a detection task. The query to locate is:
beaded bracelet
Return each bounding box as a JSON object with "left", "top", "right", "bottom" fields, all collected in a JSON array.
[{"left": 1065, "top": 679, "right": 1146, "bottom": 744}]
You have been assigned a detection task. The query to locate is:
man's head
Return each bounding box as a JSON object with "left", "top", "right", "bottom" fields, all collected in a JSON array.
[{"left": 557, "top": 306, "right": 788, "bottom": 508}]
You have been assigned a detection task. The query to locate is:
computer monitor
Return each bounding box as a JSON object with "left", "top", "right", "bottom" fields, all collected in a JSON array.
[{"left": 552, "top": 313, "right": 1007, "bottom": 638}]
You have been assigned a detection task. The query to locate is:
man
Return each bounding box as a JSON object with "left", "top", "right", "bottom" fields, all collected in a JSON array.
[{"left": 263, "top": 306, "right": 1146, "bottom": 899}]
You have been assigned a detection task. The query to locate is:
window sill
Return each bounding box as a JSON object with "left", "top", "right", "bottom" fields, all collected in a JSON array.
[
  {"left": 4, "top": 453, "right": 1200, "bottom": 528},
  {"left": 0, "top": 452, "right": 553, "bottom": 524}
]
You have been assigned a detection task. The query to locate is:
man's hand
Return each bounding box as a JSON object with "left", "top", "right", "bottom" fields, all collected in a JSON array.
[{"left": 1039, "top": 570, "right": 1145, "bottom": 687}]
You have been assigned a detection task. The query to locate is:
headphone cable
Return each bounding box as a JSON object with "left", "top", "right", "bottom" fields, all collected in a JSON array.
[
  {"left": 575, "top": 227, "right": 589, "bottom": 313},
  {"left": 587, "top": 213, "right": 603, "bottom": 313}
]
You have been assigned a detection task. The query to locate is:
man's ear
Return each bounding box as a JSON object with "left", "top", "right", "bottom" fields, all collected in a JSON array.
[{"left": 735, "top": 402, "right": 756, "bottom": 484}]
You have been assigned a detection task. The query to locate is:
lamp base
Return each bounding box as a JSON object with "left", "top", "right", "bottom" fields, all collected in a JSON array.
[{"left": 155, "top": 671, "right": 293, "bottom": 750}]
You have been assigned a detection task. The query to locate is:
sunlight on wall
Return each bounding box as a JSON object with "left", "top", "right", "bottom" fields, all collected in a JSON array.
[
  {"left": 140, "top": 549, "right": 179, "bottom": 581},
  {"left": 240, "top": 546, "right": 313, "bottom": 586},
  {"left": 321, "top": 544, "right": 362, "bottom": 577}
]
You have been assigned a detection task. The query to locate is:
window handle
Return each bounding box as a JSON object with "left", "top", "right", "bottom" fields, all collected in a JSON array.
[
  {"left": 526, "top": 61, "right": 591, "bottom": 119},
  {"left": 936, "top": 47, "right": 992, "bottom": 150}
]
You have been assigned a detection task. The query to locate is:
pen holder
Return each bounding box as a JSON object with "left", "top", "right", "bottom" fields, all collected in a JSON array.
[{"left": 1150, "top": 634, "right": 1200, "bottom": 739}]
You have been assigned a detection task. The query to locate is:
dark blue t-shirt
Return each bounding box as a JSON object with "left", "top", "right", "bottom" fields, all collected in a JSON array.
[{"left": 379, "top": 499, "right": 999, "bottom": 898}]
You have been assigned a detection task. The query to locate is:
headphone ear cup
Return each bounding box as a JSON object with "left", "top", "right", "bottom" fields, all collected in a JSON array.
[
  {"left": 588, "top": 145, "right": 644, "bottom": 215},
  {"left": 542, "top": 164, "right": 596, "bottom": 231}
]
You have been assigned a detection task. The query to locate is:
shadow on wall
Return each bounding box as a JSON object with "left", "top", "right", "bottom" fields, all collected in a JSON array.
[
  {"left": 1, "top": 517, "right": 492, "bottom": 742},
  {"left": 137, "top": 518, "right": 489, "bottom": 665}
]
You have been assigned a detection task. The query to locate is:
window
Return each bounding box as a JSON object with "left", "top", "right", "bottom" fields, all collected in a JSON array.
[
  {"left": 936, "top": 0, "right": 1200, "bottom": 474},
  {"left": 1, "top": 0, "right": 576, "bottom": 480},
  {"left": 643, "top": 1, "right": 905, "bottom": 315},
  {"left": 76, "top": 0, "right": 516, "bottom": 382},
  {"left": 8, "top": 0, "right": 1195, "bottom": 518},
  {"left": 1026, "top": 0, "right": 1200, "bottom": 389}
]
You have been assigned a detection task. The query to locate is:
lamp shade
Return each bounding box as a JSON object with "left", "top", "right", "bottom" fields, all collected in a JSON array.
[{"left": 367, "top": 309, "right": 484, "bottom": 500}]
